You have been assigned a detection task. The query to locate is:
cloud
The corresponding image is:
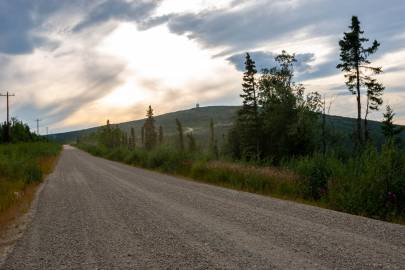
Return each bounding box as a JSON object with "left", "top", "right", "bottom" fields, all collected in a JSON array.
[
  {"left": 227, "top": 51, "right": 315, "bottom": 73},
  {"left": 72, "top": 0, "right": 161, "bottom": 32},
  {"left": 165, "top": 0, "right": 405, "bottom": 53},
  {"left": 1, "top": 0, "right": 405, "bottom": 131}
]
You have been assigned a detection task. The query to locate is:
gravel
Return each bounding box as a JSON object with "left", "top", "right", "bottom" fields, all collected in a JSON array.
[{"left": 2, "top": 146, "right": 404, "bottom": 269}]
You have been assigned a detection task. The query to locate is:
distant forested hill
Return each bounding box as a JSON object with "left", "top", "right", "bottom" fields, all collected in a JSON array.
[{"left": 51, "top": 106, "right": 404, "bottom": 147}]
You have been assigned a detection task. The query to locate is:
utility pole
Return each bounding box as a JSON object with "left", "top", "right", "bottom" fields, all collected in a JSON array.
[
  {"left": 35, "top": 119, "right": 42, "bottom": 135},
  {"left": 0, "top": 91, "right": 15, "bottom": 142}
]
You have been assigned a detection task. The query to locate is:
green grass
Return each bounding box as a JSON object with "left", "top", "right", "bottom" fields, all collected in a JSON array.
[
  {"left": 77, "top": 143, "right": 405, "bottom": 223},
  {"left": 0, "top": 142, "right": 61, "bottom": 213},
  {"left": 77, "top": 144, "right": 305, "bottom": 207}
]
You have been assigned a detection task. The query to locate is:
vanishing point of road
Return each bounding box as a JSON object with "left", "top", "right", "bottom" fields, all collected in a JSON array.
[{"left": 2, "top": 146, "right": 405, "bottom": 269}]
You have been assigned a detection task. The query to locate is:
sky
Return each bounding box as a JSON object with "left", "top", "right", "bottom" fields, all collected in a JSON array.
[{"left": 0, "top": 0, "right": 405, "bottom": 134}]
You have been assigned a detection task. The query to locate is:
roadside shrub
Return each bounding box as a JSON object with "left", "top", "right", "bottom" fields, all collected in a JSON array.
[
  {"left": 106, "top": 148, "right": 127, "bottom": 161},
  {"left": 123, "top": 148, "right": 147, "bottom": 166},
  {"left": 146, "top": 146, "right": 186, "bottom": 173},
  {"left": 328, "top": 144, "right": 405, "bottom": 220},
  {"left": 291, "top": 154, "right": 342, "bottom": 200},
  {"left": 23, "top": 161, "right": 43, "bottom": 184}
]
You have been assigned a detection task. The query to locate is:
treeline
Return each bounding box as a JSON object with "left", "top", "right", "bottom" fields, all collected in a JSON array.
[
  {"left": 0, "top": 118, "right": 43, "bottom": 143},
  {"left": 77, "top": 16, "right": 405, "bottom": 222},
  {"left": 78, "top": 106, "right": 219, "bottom": 157},
  {"left": 0, "top": 118, "right": 61, "bottom": 218}
]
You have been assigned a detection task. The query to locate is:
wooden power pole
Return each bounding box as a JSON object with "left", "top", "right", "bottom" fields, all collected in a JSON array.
[
  {"left": 0, "top": 91, "right": 15, "bottom": 142},
  {"left": 35, "top": 119, "right": 42, "bottom": 135}
]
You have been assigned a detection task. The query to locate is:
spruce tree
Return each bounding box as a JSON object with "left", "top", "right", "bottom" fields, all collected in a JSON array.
[
  {"left": 337, "top": 16, "right": 383, "bottom": 145},
  {"left": 144, "top": 105, "right": 157, "bottom": 150},
  {"left": 141, "top": 126, "right": 145, "bottom": 146},
  {"left": 158, "top": 125, "right": 164, "bottom": 145},
  {"left": 187, "top": 132, "right": 196, "bottom": 152},
  {"left": 175, "top": 118, "right": 184, "bottom": 152},
  {"left": 130, "top": 127, "right": 136, "bottom": 148},
  {"left": 382, "top": 105, "right": 403, "bottom": 143},
  {"left": 238, "top": 53, "right": 260, "bottom": 159},
  {"left": 209, "top": 118, "right": 215, "bottom": 154}
]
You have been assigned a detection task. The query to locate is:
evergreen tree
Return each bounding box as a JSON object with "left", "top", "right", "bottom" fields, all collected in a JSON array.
[
  {"left": 158, "top": 126, "right": 164, "bottom": 145},
  {"left": 364, "top": 78, "right": 384, "bottom": 141},
  {"left": 208, "top": 119, "right": 219, "bottom": 158},
  {"left": 187, "top": 132, "right": 196, "bottom": 152},
  {"left": 209, "top": 118, "right": 214, "bottom": 146},
  {"left": 144, "top": 105, "right": 157, "bottom": 150},
  {"left": 141, "top": 126, "right": 145, "bottom": 146},
  {"left": 0, "top": 118, "right": 37, "bottom": 143},
  {"left": 337, "top": 16, "right": 383, "bottom": 145},
  {"left": 238, "top": 53, "right": 260, "bottom": 159},
  {"left": 382, "top": 105, "right": 403, "bottom": 143},
  {"left": 175, "top": 118, "right": 184, "bottom": 152},
  {"left": 130, "top": 127, "right": 136, "bottom": 148}
]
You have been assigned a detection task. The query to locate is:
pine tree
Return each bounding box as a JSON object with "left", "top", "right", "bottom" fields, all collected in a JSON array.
[
  {"left": 238, "top": 52, "right": 260, "bottom": 159},
  {"left": 337, "top": 16, "right": 383, "bottom": 145},
  {"left": 175, "top": 118, "right": 184, "bottom": 152},
  {"left": 158, "top": 125, "right": 164, "bottom": 145},
  {"left": 382, "top": 105, "right": 403, "bottom": 143},
  {"left": 144, "top": 105, "right": 157, "bottom": 150}
]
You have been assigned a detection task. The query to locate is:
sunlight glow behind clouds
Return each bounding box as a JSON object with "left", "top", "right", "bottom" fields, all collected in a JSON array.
[
  {"left": 60, "top": 23, "right": 240, "bottom": 128},
  {"left": 98, "top": 23, "right": 239, "bottom": 106},
  {"left": 1, "top": 0, "right": 405, "bottom": 133},
  {"left": 98, "top": 23, "right": 232, "bottom": 88}
]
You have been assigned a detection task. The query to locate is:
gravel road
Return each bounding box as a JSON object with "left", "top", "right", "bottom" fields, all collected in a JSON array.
[{"left": 2, "top": 146, "right": 405, "bottom": 269}]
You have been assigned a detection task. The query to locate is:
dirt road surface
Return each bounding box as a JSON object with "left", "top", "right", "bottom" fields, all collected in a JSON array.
[{"left": 1, "top": 146, "right": 404, "bottom": 269}]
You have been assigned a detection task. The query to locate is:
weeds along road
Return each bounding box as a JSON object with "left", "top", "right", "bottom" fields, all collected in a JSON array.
[{"left": 2, "top": 146, "right": 405, "bottom": 269}]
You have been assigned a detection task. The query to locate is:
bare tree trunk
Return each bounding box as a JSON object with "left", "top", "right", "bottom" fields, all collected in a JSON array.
[
  {"left": 322, "top": 98, "right": 326, "bottom": 155},
  {"left": 364, "top": 95, "right": 370, "bottom": 142}
]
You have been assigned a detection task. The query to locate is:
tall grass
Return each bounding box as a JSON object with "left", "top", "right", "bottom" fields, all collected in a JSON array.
[
  {"left": 0, "top": 142, "right": 61, "bottom": 213},
  {"left": 77, "top": 144, "right": 303, "bottom": 204},
  {"left": 78, "top": 142, "right": 405, "bottom": 222},
  {"left": 288, "top": 142, "right": 405, "bottom": 221}
]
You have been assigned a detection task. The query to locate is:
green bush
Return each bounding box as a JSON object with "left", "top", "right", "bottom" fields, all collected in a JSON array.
[
  {"left": 289, "top": 143, "right": 405, "bottom": 221},
  {"left": 146, "top": 146, "right": 186, "bottom": 172},
  {"left": 291, "top": 154, "right": 342, "bottom": 200}
]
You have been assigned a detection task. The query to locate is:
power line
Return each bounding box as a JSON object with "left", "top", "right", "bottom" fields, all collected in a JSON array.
[{"left": 0, "top": 91, "right": 15, "bottom": 142}]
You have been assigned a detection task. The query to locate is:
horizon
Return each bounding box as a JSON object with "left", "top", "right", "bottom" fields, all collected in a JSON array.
[
  {"left": 1, "top": 0, "right": 404, "bottom": 134},
  {"left": 51, "top": 105, "right": 398, "bottom": 136}
]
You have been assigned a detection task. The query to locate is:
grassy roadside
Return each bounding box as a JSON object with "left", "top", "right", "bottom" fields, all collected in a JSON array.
[
  {"left": 0, "top": 143, "right": 61, "bottom": 232},
  {"left": 77, "top": 144, "right": 405, "bottom": 224}
]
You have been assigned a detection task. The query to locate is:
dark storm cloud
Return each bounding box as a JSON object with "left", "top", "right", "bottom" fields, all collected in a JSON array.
[
  {"left": 166, "top": 0, "right": 405, "bottom": 54},
  {"left": 0, "top": 0, "right": 161, "bottom": 54},
  {"left": 0, "top": 0, "right": 83, "bottom": 54},
  {"left": 72, "top": 0, "right": 161, "bottom": 32},
  {"left": 227, "top": 51, "right": 315, "bottom": 73}
]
